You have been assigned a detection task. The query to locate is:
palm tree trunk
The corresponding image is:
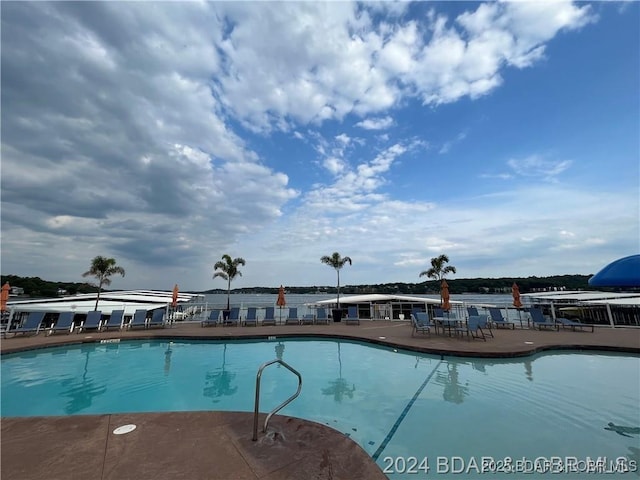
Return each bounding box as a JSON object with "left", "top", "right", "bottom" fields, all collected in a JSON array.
[
  {"left": 337, "top": 270, "right": 341, "bottom": 309},
  {"left": 93, "top": 281, "right": 103, "bottom": 311},
  {"left": 226, "top": 279, "right": 231, "bottom": 311}
]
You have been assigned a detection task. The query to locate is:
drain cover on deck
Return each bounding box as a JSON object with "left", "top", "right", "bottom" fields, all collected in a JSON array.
[{"left": 113, "top": 424, "right": 137, "bottom": 435}]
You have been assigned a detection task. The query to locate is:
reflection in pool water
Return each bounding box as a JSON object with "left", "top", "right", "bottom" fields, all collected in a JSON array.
[{"left": 2, "top": 338, "right": 638, "bottom": 478}]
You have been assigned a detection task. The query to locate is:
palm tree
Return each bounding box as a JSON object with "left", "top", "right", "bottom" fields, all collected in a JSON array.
[
  {"left": 213, "top": 254, "right": 246, "bottom": 311},
  {"left": 320, "top": 252, "right": 352, "bottom": 313},
  {"left": 419, "top": 254, "right": 456, "bottom": 304},
  {"left": 82, "top": 256, "right": 125, "bottom": 311},
  {"left": 419, "top": 254, "right": 457, "bottom": 282}
]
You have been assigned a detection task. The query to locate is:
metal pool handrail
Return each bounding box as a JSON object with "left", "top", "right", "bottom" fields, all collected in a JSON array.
[{"left": 252, "top": 358, "right": 302, "bottom": 441}]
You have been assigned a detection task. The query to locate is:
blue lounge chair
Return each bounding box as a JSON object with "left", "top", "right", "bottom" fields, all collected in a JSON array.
[
  {"left": 476, "top": 314, "right": 494, "bottom": 338},
  {"left": 467, "top": 306, "right": 479, "bottom": 316},
  {"left": 10, "top": 312, "right": 46, "bottom": 336},
  {"left": 345, "top": 306, "right": 360, "bottom": 325},
  {"left": 47, "top": 312, "right": 76, "bottom": 335},
  {"left": 529, "top": 307, "right": 559, "bottom": 331},
  {"left": 78, "top": 311, "right": 103, "bottom": 333},
  {"left": 201, "top": 309, "right": 220, "bottom": 327},
  {"left": 555, "top": 316, "right": 594, "bottom": 332},
  {"left": 315, "top": 308, "right": 329, "bottom": 325},
  {"left": 411, "top": 312, "right": 435, "bottom": 337},
  {"left": 454, "top": 315, "right": 486, "bottom": 341},
  {"left": 128, "top": 309, "right": 148, "bottom": 329},
  {"left": 301, "top": 313, "right": 315, "bottom": 325},
  {"left": 102, "top": 310, "right": 124, "bottom": 331},
  {"left": 262, "top": 306, "right": 276, "bottom": 326},
  {"left": 223, "top": 307, "right": 240, "bottom": 327},
  {"left": 488, "top": 307, "right": 514, "bottom": 330},
  {"left": 243, "top": 307, "right": 258, "bottom": 327},
  {"left": 148, "top": 309, "right": 166, "bottom": 328},
  {"left": 285, "top": 307, "right": 299, "bottom": 325}
]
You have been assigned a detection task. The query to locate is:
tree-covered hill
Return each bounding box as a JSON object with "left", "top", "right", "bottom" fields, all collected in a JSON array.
[{"left": 1, "top": 273, "right": 596, "bottom": 298}]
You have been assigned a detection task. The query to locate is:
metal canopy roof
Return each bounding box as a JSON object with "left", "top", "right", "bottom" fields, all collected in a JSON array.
[{"left": 309, "top": 294, "right": 462, "bottom": 305}]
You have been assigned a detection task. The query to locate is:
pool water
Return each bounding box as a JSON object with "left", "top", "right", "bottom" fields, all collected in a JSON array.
[{"left": 2, "top": 339, "right": 639, "bottom": 479}]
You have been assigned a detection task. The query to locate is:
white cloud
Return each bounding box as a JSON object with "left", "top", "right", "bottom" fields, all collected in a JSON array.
[
  {"left": 507, "top": 154, "right": 573, "bottom": 180},
  {"left": 354, "top": 116, "right": 395, "bottom": 130}
]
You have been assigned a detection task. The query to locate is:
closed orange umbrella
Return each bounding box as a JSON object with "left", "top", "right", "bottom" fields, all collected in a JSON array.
[
  {"left": 276, "top": 285, "right": 286, "bottom": 324},
  {"left": 512, "top": 283, "right": 523, "bottom": 308},
  {"left": 441, "top": 279, "right": 451, "bottom": 311},
  {"left": 171, "top": 284, "right": 179, "bottom": 308},
  {"left": 1, "top": 282, "right": 9, "bottom": 312}
]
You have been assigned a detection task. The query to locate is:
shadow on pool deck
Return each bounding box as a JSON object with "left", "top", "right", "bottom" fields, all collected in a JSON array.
[{"left": 2, "top": 321, "right": 639, "bottom": 479}]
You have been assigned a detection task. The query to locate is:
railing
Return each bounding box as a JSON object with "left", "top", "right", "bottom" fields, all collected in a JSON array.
[{"left": 252, "top": 359, "right": 302, "bottom": 441}]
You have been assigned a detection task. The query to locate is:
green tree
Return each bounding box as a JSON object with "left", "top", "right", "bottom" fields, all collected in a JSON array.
[
  {"left": 213, "top": 254, "right": 246, "bottom": 310},
  {"left": 320, "top": 252, "right": 352, "bottom": 311},
  {"left": 419, "top": 254, "right": 457, "bottom": 282},
  {"left": 420, "top": 254, "right": 456, "bottom": 304},
  {"left": 82, "top": 256, "right": 126, "bottom": 311}
]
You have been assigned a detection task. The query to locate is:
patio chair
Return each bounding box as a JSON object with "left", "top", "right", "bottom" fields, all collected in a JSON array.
[
  {"left": 262, "top": 306, "right": 276, "bottom": 326},
  {"left": 454, "top": 315, "right": 486, "bottom": 341},
  {"left": 48, "top": 312, "right": 76, "bottom": 335},
  {"left": 148, "top": 309, "right": 166, "bottom": 328},
  {"left": 128, "top": 309, "right": 148, "bottom": 329},
  {"left": 201, "top": 309, "right": 220, "bottom": 327},
  {"left": 301, "top": 313, "right": 315, "bottom": 325},
  {"left": 344, "top": 306, "right": 360, "bottom": 325},
  {"left": 223, "top": 307, "right": 240, "bottom": 327},
  {"left": 411, "top": 312, "right": 435, "bottom": 337},
  {"left": 555, "top": 316, "right": 594, "bottom": 332},
  {"left": 488, "top": 307, "right": 515, "bottom": 330},
  {"left": 76, "top": 311, "right": 102, "bottom": 333},
  {"left": 243, "top": 307, "right": 258, "bottom": 327},
  {"left": 285, "top": 307, "right": 300, "bottom": 325},
  {"left": 315, "top": 307, "right": 329, "bottom": 325},
  {"left": 476, "top": 314, "right": 494, "bottom": 338},
  {"left": 528, "top": 307, "right": 559, "bottom": 331},
  {"left": 10, "top": 311, "right": 46, "bottom": 337},
  {"left": 102, "top": 310, "right": 124, "bottom": 331},
  {"left": 466, "top": 306, "right": 479, "bottom": 317}
]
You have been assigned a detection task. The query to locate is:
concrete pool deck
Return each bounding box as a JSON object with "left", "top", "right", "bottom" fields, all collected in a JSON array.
[{"left": 2, "top": 320, "right": 639, "bottom": 479}]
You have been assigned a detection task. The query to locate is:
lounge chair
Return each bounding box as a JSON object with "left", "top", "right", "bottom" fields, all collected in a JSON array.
[
  {"left": 102, "top": 310, "right": 124, "bottom": 331},
  {"left": 262, "top": 306, "right": 276, "bottom": 326},
  {"left": 476, "top": 314, "right": 494, "bottom": 338},
  {"left": 488, "top": 307, "right": 515, "bottom": 330},
  {"left": 202, "top": 309, "right": 220, "bottom": 327},
  {"left": 411, "top": 312, "right": 435, "bottom": 337},
  {"left": 10, "top": 312, "right": 46, "bottom": 336},
  {"left": 148, "top": 309, "right": 166, "bottom": 328},
  {"left": 344, "top": 306, "right": 360, "bottom": 325},
  {"left": 77, "top": 310, "right": 103, "bottom": 333},
  {"left": 47, "top": 312, "right": 76, "bottom": 335},
  {"left": 555, "top": 316, "right": 594, "bottom": 332},
  {"left": 315, "top": 308, "right": 329, "bottom": 325},
  {"left": 243, "top": 307, "right": 258, "bottom": 327},
  {"left": 454, "top": 315, "right": 486, "bottom": 341},
  {"left": 301, "top": 313, "right": 315, "bottom": 325},
  {"left": 128, "top": 309, "right": 148, "bottom": 329},
  {"left": 466, "top": 306, "right": 479, "bottom": 316},
  {"left": 528, "top": 307, "right": 559, "bottom": 331},
  {"left": 285, "top": 307, "right": 299, "bottom": 325},
  {"left": 223, "top": 307, "right": 240, "bottom": 327}
]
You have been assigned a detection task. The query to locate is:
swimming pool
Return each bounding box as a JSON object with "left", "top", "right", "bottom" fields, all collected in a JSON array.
[{"left": 2, "top": 338, "right": 638, "bottom": 478}]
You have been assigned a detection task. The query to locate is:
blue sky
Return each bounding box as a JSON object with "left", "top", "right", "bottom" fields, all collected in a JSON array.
[{"left": 1, "top": 1, "right": 638, "bottom": 291}]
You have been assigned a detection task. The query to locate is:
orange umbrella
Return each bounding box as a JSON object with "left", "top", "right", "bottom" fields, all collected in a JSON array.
[
  {"left": 441, "top": 279, "right": 451, "bottom": 311},
  {"left": 512, "top": 282, "right": 523, "bottom": 308},
  {"left": 1, "top": 282, "right": 9, "bottom": 312},
  {"left": 276, "top": 285, "right": 286, "bottom": 323},
  {"left": 171, "top": 284, "right": 179, "bottom": 308}
]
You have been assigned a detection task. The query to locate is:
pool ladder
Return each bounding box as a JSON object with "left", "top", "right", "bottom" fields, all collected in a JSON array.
[{"left": 252, "top": 359, "right": 302, "bottom": 441}]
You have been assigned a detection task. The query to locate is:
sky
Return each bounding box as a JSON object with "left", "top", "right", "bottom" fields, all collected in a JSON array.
[{"left": 1, "top": 1, "right": 638, "bottom": 292}]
